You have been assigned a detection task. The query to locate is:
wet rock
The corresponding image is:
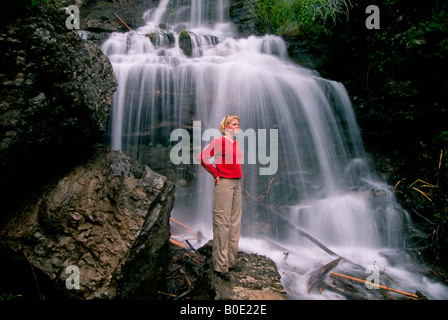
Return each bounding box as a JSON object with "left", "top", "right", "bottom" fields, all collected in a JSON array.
[
  {"left": 179, "top": 30, "right": 193, "bottom": 57},
  {"left": 0, "top": 148, "right": 175, "bottom": 299},
  {"left": 194, "top": 241, "right": 288, "bottom": 300},
  {"left": 173, "top": 24, "right": 188, "bottom": 34},
  {"left": 145, "top": 31, "right": 175, "bottom": 48}
]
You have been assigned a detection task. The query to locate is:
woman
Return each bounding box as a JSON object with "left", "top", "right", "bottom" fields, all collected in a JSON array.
[{"left": 197, "top": 115, "right": 242, "bottom": 281}]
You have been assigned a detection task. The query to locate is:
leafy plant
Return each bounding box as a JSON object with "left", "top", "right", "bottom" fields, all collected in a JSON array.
[
  {"left": 433, "top": 131, "right": 448, "bottom": 147},
  {"left": 0, "top": 293, "right": 23, "bottom": 300},
  {"left": 409, "top": 9, "right": 448, "bottom": 58},
  {"left": 31, "top": 0, "right": 51, "bottom": 6},
  {"left": 246, "top": 0, "right": 352, "bottom": 34}
]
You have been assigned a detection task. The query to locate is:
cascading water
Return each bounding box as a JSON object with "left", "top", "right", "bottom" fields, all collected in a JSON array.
[{"left": 100, "top": 0, "right": 448, "bottom": 299}]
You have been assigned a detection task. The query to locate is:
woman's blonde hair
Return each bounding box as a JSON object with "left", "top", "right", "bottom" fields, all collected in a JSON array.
[{"left": 220, "top": 115, "right": 240, "bottom": 135}]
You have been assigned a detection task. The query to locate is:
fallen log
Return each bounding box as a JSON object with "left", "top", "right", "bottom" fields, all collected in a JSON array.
[
  {"left": 330, "top": 272, "right": 420, "bottom": 299},
  {"left": 274, "top": 212, "right": 339, "bottom": 257},
  {"left": 307, "top": 258, "right": 342, "bottom": 294},
  {"left": 322, "top": 281, "right": 371, "bottom": 300},
  {"left": 242, "top": 188, "right": 339, "bottom": 257},
  {"left": 242, "top": 188, "right": 364, "bottom": 269}
]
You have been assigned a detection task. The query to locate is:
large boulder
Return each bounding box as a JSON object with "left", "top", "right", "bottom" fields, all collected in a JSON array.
[
  {"left": 0, "top": 3, "right": 117, "bottom": 207},
  {"left": 0, "top": 148, "right": 175, "bottom": 299}
]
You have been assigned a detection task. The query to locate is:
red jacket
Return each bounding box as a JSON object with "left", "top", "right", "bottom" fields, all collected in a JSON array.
[{"left": 198, "top": 136, "right": 242, "bottom": 179}]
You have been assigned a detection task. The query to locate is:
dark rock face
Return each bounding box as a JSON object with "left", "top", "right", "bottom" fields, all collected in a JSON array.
[
  {"left": 78, "top": 0, "right": 259, "bottom": 45},
  {"left": 0, "top": 149, "right": 174, "bottom": 299},
  {"left": 0, "top": 5, "right": 118, "bottom": 207},
  {"left": 229, "top": 0, "right": 259, "bottom": 37},
  {"left": 79, "top": 0, "right": 158, "bottom": 33}
]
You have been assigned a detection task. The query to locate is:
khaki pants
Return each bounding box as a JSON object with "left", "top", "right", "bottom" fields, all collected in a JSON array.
[{"left": 212, "top": 178, "right": 242, "bottom": 273}]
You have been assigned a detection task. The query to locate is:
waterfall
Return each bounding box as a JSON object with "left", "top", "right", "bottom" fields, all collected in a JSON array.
[{"left": 101, "top": 0, "right": 448, "bottom": 299}]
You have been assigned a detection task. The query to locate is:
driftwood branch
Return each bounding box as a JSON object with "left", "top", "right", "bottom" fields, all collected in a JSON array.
[
  {"left": 114, "top": 13, "right": 133, "bottom": 32},
  {"left": 271, "top": 207, "right": 340, "bottom": 257},
  {"left": 170, "top": 217, "right": 192, "bottom": 231},
  {"left": 174, "top": 289, "right": 193, "bottom": 300},
  {"left": 170, "top": 238, "right": 187, "bottom": 248},
  {"left": 322, "top": 280, "right": 370, "bottom": 300},
  {"left": 185, "top": 239, "right": 205, "bottom": 262},
  {"left": 330, "top": 272, "right": 421, "bottom": 299},
  {"left": 307, "top": 258, "right": 341, "bottom": 294}
]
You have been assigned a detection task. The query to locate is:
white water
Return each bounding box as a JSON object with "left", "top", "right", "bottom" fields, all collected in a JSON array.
[{"left": 101, "top": 0, "right": 448, "bottom": 299}]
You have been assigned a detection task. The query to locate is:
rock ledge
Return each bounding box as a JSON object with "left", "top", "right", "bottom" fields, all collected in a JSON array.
[{"left": 194, "top": 241, "right": 288, "bottom": 300}]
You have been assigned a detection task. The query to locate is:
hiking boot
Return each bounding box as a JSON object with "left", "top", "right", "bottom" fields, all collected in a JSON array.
[
  {"left": 229, "top": 266, "right": 241, "bottom": 272},
  {"left": 214, "top": 270, "right": 230, "bottom": 281}
]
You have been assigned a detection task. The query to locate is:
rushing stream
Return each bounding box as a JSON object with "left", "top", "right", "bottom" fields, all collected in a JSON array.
[{"left": 100, "top": 0, "right": 448, "bottom": 299}]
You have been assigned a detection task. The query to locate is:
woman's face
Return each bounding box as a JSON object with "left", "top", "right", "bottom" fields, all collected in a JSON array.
[{"left": 226, "top": 119, "right": 240, "bottom": 135}]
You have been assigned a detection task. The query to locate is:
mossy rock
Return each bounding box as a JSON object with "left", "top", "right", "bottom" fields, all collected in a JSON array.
[{"left": 178, "top": 30, "right": 192, "bottom": 57}]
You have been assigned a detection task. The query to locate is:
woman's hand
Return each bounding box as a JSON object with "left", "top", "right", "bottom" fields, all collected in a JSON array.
[{"left": 214, "top": 176, "right": 220, "bottom": 185}]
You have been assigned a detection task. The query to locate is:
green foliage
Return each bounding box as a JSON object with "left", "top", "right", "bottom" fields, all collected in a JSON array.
[
  {"left": 246, "top": 0, "right": 352, "bottom": 35},
  {"left": 368, "top": 1, "right": 448, "bottom": 78},
  {"left": 31, "top": 0, "right": 50, "bottom": 5},
  {"left": 439, "top": 132, "right": 448, "bottom": 143},
  {"left": 0, "top": 293, "right": 23, "bottom": 300},
  {"left": 407, "top": 9, "right": 448, "bottom": 59},
  {"left": 248, "top": 0, "right": 448, "bottom": 82},
  {"left": 245, "top": 0, "right": 292, "bottom": 34},
  {"left": 434, "top": 131, "right": 448, "bottom": 147},
  {"left": 30, "top": 0, "right": 63, "bottom": 10}
]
